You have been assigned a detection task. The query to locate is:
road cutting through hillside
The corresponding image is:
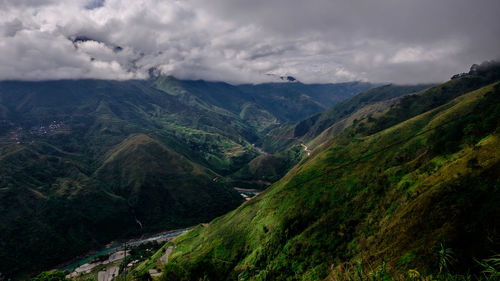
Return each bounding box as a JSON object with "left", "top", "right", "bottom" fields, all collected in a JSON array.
[{"left": 301, "top": 143, "right": 311, "bottom": 156}]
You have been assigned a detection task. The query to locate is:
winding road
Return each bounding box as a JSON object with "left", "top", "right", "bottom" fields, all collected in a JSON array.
[{"left": 301, "top": 143, "right": 311, "bottom": 156}]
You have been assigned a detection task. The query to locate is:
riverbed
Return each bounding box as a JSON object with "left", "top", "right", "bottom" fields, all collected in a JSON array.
[{"left": 61, "top": 228, "right": 190, "bottom": 273}]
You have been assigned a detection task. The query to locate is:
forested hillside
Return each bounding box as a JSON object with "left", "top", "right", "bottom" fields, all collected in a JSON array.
[{"left": 0, "top": 78, "right": 369, "bottom": 278}]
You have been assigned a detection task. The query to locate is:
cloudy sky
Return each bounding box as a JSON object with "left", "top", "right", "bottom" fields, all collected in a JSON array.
[{"left": 0, "top": 0, "right": 499, "bottom": 84}]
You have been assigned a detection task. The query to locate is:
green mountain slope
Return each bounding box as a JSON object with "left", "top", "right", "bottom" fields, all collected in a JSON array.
[
  {"left": 0, "top": 79, "right": 260, "bottom": 174},
  {"left": 0, "top": 141, "right": 135, "bottom": 277},
  {"left": 262, "top": 84, "right": 434, "bottom": 153},
  {"left": 0, "top": 78, "right": 371, "bottom": 278},
  {"left": 153, "top": 77, "right": 374, "bottom": 131},
  {"left": 236, "top": 82, "right": 374, "bottom": 122},
  {"left": 95, "top": 134, "right": 242, "bottom": 230},
  {"left": 157, "top": 67, "right": 500, "bottom": 280},
  {"left": 230, "top": 154, "right": 290, "bottom": 186},
  {"left": 241, "top": 85, "right": 434, "bottom": 187},
  {"left": 0, "top": 80, "right": 249, "bottom": 278}
]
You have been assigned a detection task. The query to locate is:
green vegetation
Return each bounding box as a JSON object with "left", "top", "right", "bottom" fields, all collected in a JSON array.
[
  {"left": 129, "top": 242, "right": 174, "bottom": 278},
  {"left": 236, "top": 82, "right": 373, "bottom": 122},
  {"left": 29, "top": 271, "right": 70, "bottom": 281},
  {"left": 262, "top": 84, "right": 433, "bottom": 153},
  {"left": 0, "top": 78, "right": 369, "bottom": 278},
  {"left": 244, "top": 84, "right": 435, "bottom": 184},
  {"left": 4, "top": 62, "right": 499, "bottom": 280},
  {"left": 94, "top": 134, "right": 242, "bottom": 230},
  {"left": 323, "top": 254, "right": 500, "bottom": 281},
  {"left": 154, "top": 63, "right": 500, "bottom": 280},
  {"left": 229, "top": 147, "right": 304, "bottom": 187}
]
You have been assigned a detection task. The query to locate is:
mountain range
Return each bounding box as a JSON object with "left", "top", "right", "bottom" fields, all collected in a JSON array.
[
  {"left": 3, "top": 61, "right": 500, "bottom": 280},
  {"left": 131, "top": 61, "right": 500, "bottom": 281},
  {"left": 0, "top": 77, "right": 372, "bottom": 278}
]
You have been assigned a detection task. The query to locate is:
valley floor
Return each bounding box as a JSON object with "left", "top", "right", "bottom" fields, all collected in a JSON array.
[{"left": 62, "top": 227, "right": 191, "bottom": 279}]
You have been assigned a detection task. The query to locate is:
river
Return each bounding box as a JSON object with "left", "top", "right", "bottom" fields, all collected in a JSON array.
[{"left": 61, "top": 228, "right": 190, "bottom": 273}]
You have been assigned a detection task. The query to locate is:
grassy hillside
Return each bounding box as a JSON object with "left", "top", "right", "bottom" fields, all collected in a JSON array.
[
  {"left": 0, "top": 78, "right": 371, "bottom": 278},
  {"left": 243, "top": 85, "right": 434, "bottom": 185},
  {"left": 230, "top": 154, "right": 290, "bottom": 186},
  {"left": 156, "top": 67, "right": 500, "bottom": 280},
  {"left": 262, "top": 84, "right": 433, "bottom": 153}
]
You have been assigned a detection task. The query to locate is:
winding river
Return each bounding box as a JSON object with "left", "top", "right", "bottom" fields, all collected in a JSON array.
[{"left": 61, "top": 228, "right": 190, "bottom": 273}]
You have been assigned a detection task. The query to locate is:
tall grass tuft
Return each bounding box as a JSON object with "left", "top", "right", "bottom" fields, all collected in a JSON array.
[
  {"left": 438, "top": 243, "right": 455, "bottom": 276},
  {"left": 476, "top": 254, "right": 500, "bottom": 280}
]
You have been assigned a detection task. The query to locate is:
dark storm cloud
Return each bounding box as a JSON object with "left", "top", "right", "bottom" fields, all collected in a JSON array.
[{"left": 0, "top": 0, "right": 499, "bottom": 83}]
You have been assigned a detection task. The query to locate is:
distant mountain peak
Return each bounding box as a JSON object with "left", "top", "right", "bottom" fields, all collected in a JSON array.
[
  {"left": 265, "top": 73, "right": 299, "bottom": 83},
  {"left": 281, "top": 75, "right": 297, "bottom": 82}
]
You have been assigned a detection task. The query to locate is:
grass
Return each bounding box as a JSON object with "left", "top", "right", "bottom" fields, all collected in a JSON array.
[{"left": 151, "top": 76, "right": 500, "bottom": 280}]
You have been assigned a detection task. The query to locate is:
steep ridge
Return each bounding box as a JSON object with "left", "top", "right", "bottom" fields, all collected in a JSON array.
[
  {"left": 94, "top": 134, "right": 242, "bottom": 230},
  {"left": 253, "top": 64, "right": 500, "bottom": 184},
  {"left": 239, "top": 85, "right": 434, "bottom": 187},
  {"left": 157, "top": 65, "right": 500, "bottom": 280},
  {"left": 262, "top": 84, "right": 434, "bottom": 153}
]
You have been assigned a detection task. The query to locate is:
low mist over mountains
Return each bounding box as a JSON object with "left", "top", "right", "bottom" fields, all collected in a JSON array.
[
  {"left": 2, "top": 60, "right": 499, "bottom": 281},
  {"left": 2, "top": 0, "right": 500, "bottom": 280},
  {"left": 1, "top": 1, "right": 499, "bottom": 83}
]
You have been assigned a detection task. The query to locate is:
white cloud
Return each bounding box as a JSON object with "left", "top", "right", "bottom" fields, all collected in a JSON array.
[{"left": 0, "top": 0, "right": 499, "bottom": 83}]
